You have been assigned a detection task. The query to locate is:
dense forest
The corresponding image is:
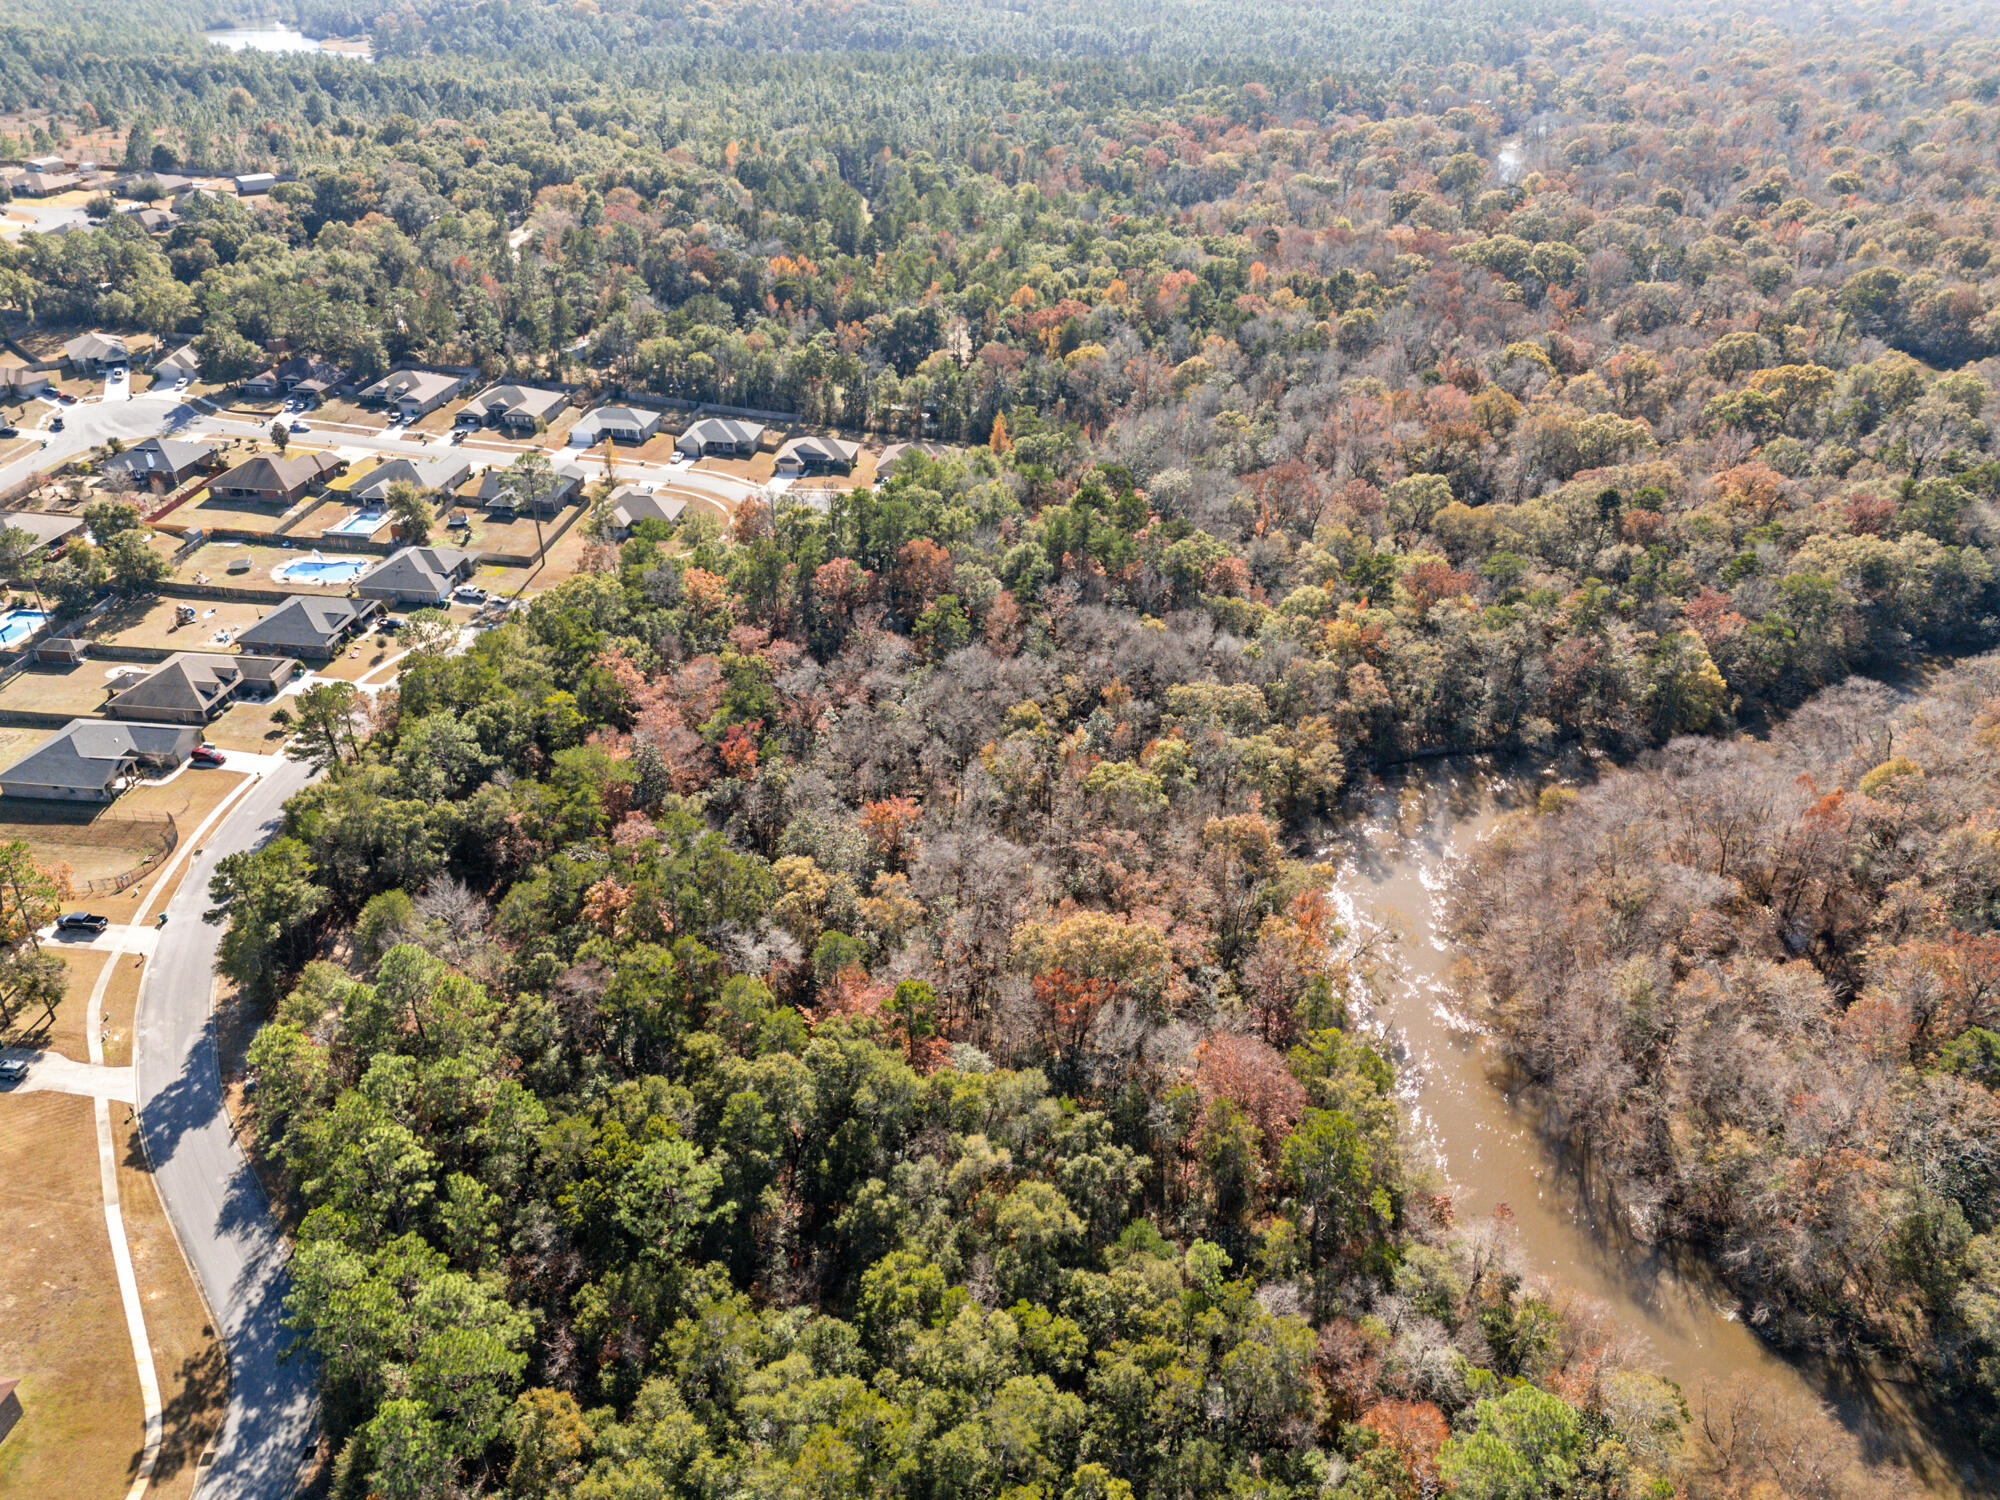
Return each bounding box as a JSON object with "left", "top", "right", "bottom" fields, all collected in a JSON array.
[
  {"left": 1452, "top": 656, "right": 2000, "bottom": 1449},
  {"left": 6, "top": 0, "right": 2000, "bottom": 1492}
]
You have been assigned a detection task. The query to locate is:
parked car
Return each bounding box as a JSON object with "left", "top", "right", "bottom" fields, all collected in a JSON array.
[
  {"left": 190, "top": 745, "right": 227, "bottom": 767},
  {"left": 56, "top": 391, "right": 77, "bottom": 405},
  {"left": 376, "top": 614, "right": 407, "bottom": 633},
  {"left": 0, "top": 425, "right": 15, "bottom": 438},
  {"left": 0, "top": 1058, "right": 27, "bottom": 1085},
  {"left": 289, "top": 420, "right": 310, "bottom": 433},
  {"left": 48, "top": 416, "right": 64, "bottom": 432},
  {"left": 57, "top": 912, "right": 110, "bottom": 934},
  {"left": 452, "top": 585, "right": 487, "bottom": 605}
]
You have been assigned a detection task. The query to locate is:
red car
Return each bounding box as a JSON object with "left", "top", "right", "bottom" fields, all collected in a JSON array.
[{"left": 190, "top": 745, "right": 227, "bottom": 767}]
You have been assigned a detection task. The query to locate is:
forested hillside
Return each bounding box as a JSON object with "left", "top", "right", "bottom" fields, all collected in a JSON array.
[
  {"left": 1452, "top": 657, "right": 2000, "bottom": 1449},
  {"left": 4, "top": 0, "right": 1996, "bottom": 1491}
]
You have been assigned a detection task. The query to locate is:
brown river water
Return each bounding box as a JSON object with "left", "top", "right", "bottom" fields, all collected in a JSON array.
[{"left": 1320, "top": 759, "right": 1992, "bottom": 1497}]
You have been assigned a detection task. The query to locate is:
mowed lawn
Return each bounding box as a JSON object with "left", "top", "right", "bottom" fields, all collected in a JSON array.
[{"left": 0, "top": 1092, "right": 147, "bottom": 1498}]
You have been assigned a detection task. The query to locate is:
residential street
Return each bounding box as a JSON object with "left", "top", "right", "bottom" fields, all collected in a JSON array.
[{"left": 132, "top": 756, "right": 320, "bottom": 1500}]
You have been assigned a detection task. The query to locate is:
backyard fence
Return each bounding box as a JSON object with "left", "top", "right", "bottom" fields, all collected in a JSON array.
[{"left": 74, "top": 811, "right": 179, "bottom": 896}]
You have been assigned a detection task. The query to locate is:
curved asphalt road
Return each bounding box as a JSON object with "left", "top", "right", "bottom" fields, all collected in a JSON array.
[{"left": 134, "top": 758, "right": 320, "bottom": 1499}]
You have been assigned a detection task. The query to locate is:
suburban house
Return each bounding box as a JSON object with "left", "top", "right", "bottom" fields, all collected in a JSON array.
[
  {"left": 358, "top": 368, "right": 467, "bottom": 421},
  {"left": 677, "top": 417, "right": 764, "bottom": 459},
  {"left": 104, "top": 652, "right": 300, "bottom": 725},
  {"left": 10, "top": 169, "right": 83, "bottom": 196},
  {"left": 0, "top": 719, "right": 197, "bottom": 802},
  {"left": 877, "top": 441, "right": 952, "bottom": 478},
  {"left": 467, "top": 383, "right": 568, "bottom": 433},
  {"left": 774, "top": 434, "right": 860, "bottom": 476},
  {"left": 235, "top": 595, "right": 381, "bottom": 657},
  {"left": 356, "top": 545, "right": 477, "bottom": 606},
  {"left": 122, "top": 206, "right": 179, "bottom": 234},
  {"left": 64, "top": 331, "right": 130, "bottom": 372},
  {"left": 123, "top": 172, "right": 194, "bottom": 197},
  {"left": 569, "top": 405, "right": 661, "bottom": 447},
  {"left": 608, "top": 485, "right": 688, "bottom": 538},
  {"left": 210, "top": 451, "right": 345, "bottom": 505},
  {"left": 103, "top": 436, "right": 219, "bottom": 489},
  {"left": 0, "top": 510, "right": 86, "bottom": 555},
  {"left": 151, "top": 344, "right": 199, "bottom": 384},
  {"left": 21, "top": 155, "right": 64, "bottom": 173},
  {"left": 475, "top": 458, "right": 583, "bottom": 516},
  {"left": 0, "top": 366, "right": 54, "bottom": 401},
  {"left": 233, "top": 172, "right": 277, "bottom": 195},
  {"left": 351, "top": 456, "right": 473, "bottom": 504},
  {"left": 243, "top": 354, "right": 347, "bottom": 401}
]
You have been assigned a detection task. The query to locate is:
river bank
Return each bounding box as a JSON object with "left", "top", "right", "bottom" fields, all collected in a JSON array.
[{"left": 1319, "top": 757, "right": 1989, "bottom": 1497}]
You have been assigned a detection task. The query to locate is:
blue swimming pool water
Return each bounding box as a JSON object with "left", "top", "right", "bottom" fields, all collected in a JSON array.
[
  {"left": 274, "top": 557, "right": 367, "bottom": 584},
  {"left": 324, "top": 510, "right": 389, "bottom": 537},
  {"left": 0, "top": 608, "right": 49, "bottom": 645}
]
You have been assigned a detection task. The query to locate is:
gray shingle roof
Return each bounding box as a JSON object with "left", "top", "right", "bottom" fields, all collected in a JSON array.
[
  {"left": 212, "top": 451, "right": 341, "bottom": 495},
  {"left": 236, "top": 596, "right": 372, "bottom": 653},
  {"left": 776, "top": 434, "right": 859, "bottom": 468},
  {"left": 0, "top": 719, "right": 195, "bottom": 793},
  {"left": 679, "top": 417, "right": 764, "bottom": 450},
  {"left": 104, "top": 436, "right": 216, "bottom": 479},
  {"left": 361, "top": 369, "right": 461, "bottom": 405},
  {"left": 358, "top": 545, "right": 476, "bottom": 600},
  {"left": 64, "top": 331, "right": 128, "bottom": 363},
  {"left": 351, "top": 457, "right": 471, "bottom": 501},
  {"left": 0, "top": 511, "right": 85, "bottom": 549},
  {"left": 610, "top": 488, "right": 687, "bottom": 529}
]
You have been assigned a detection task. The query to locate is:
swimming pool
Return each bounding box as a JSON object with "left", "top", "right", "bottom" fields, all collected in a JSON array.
[
  {"left": 324, "top": 509, "right": 390, "bottom": 537},
  {"left": 273, "top": 556, "right": 368, "bottom": 584},
  {"left": 0, "top": 608, "right": 48, "bottom": 646}
]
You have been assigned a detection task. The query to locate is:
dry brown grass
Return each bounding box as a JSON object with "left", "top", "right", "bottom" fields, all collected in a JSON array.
[
  {"left": 694, "top": 449, "right": 777, "bottom": 483},
  {"left": 314, "top": 634, "right": 402, "bottom": 681},
  {"left": 119, "top": 767, "right": 247, "bottom": 827},
  {"left": 0, "top": 1092, "right": 147, "bottom": 1498},
  {"left": 114, "top": 1108, "right": 228, "bottom": 1499},
  {"left": 170, "top": 540, "right": 348, "bottom": 591},
  {"left": 409, "top": 398, "right": 473, "bottom": 436},
  {"left": 177, "top": 490, "right": 299, "bottom": 536},
  {"left": 102, "top": 769, "right": 249, "bottom": 913},
  {"left": 99, "top": 951, "right": 143, "bottom": 1068},
  {"left": 87, "top": 596, "right": 274, "bottom": 653},
  {"left": 0, "top": 724, "right": 54, "bottom": 766},
  {"left": 0, "top": 661, "right": 119, "bottom": 718},
  {"left": 2, "top": 945, "right": 107, "bottom": 1056},
  {"left": 0, "top": 802, "right": 174, "bottom": 886},
  {"left": 201, "top": 697, "right": 295, "bottom": 753}
]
